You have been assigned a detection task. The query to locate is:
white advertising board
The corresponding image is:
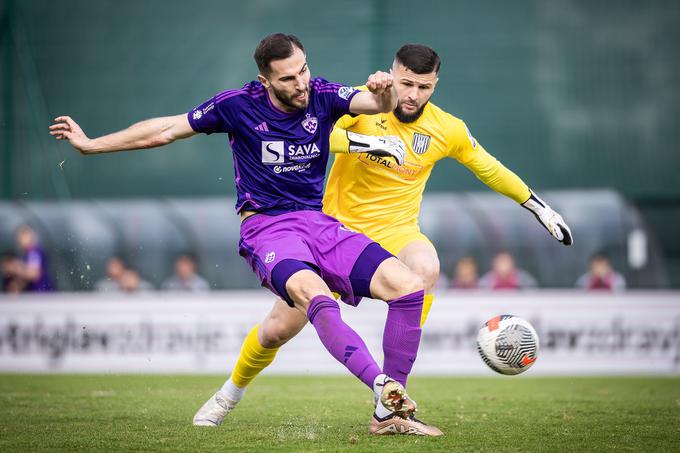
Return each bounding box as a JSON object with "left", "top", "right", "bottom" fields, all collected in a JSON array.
[{"left": 1, "top": 291, "right": 679, "bottom": 375}]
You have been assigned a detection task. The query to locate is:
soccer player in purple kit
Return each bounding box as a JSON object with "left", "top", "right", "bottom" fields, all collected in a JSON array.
[{"left": 49, "top": 33, "right": 443, "bottom": 436}]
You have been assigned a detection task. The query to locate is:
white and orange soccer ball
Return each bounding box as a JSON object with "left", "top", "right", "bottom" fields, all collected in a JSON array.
[{"left": 476, "top": 315, "right": 539, "bottom": 375}]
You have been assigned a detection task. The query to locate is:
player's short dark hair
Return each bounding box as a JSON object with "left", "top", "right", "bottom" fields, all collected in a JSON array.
[
  {"left": 395, "top": 44, "right": 441, "bottom": 74},
  {"left": 254, "top": 33, "right": 305, "bottom": 75}
]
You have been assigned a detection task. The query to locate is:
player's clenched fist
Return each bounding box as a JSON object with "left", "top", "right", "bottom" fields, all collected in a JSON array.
[
  {"left": 49, "top": 116, "right": 92, "bottom": 153},
  {"left": 366, "top": 71, "right": 393, "bottom": 94}
]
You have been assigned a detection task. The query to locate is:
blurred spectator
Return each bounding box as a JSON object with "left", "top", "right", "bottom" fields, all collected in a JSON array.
[
  {"left": 450, "top": 256, "right": 479, "bottom": 289},
  {"left": 479, "top": 251, "right": 537, "bottom": 290},
  {"left": 1, "top": 226, "right": 54, "bottom": 292},
  {"left": 576, "top": 253, "right": 626, "bottom": 291},
  {"left": 2, "top": 253, "right": 25, "bottom": 293},
  {"left": 119, "top": 269, "right": 154, "bottom": 293},
  {"left": 95, "top": 256, "right": 127, "bottom": 292},
  {"left": 161, "top": 254, "right": 209, "bottom": 292}
]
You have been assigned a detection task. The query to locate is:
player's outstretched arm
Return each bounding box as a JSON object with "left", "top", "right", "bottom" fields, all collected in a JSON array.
[
  {"left": 329, "top": 127, "right": 405, "bottom": 165},
  {"left": 49, "top": 114, "right": 197, "bottom": 155},
  {"left": 462, "top": 146, "right": 573, "bottom": 245},
  {"left": 349, "top": 71, "right": 398, "bottom": 115}
]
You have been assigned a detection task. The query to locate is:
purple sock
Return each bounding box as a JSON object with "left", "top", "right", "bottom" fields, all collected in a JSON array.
[
  {"left": 382, "top": 290, "right": 424, "bottom": 387},
  {"left": 307, "top": 295, "right": 382, "bottom": 389}
]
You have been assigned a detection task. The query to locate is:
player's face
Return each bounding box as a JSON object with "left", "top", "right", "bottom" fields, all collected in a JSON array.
[
  {"left": 392, "top": 62, "right": 438, "bottom": 123},
  {"left": 259, "top": 47, "right": 311, "bottom": 112}
]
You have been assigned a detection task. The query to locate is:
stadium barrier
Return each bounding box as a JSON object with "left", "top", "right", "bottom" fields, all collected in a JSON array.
[
  {"left": 1, "top": 291, "right": 679, "bottom": 375},
  {"left": 0, "top": 191, "right": 669, "bottom": 290}
]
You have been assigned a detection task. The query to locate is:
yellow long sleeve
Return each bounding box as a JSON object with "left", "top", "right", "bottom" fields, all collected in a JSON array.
[
  {"left": 329, "top": 114, "right": 361, "bottom": 153},
  {"left": 329, "top": 126, "right": 350, "bottom": 154},
  {"left": 463, "top": 145, "right": 531, "bottom": 204}
]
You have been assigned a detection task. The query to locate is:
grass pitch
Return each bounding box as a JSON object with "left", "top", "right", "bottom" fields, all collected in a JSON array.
[{"left": 1, "top": 375, "right": 678, "bottom": 452}]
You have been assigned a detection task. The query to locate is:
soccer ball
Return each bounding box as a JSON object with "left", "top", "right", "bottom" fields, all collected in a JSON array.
[{"left": 476, "top": 315, "right": 539, "bottom": 375}]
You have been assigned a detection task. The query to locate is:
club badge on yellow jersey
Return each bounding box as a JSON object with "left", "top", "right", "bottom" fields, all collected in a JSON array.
[{"left": 411, "top": 133, "right": 432, "bottom": 154}]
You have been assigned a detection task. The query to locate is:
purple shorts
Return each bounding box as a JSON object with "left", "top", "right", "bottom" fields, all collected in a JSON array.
[{"left": 238, "top": 210, "right": 392, "bottom": 306}]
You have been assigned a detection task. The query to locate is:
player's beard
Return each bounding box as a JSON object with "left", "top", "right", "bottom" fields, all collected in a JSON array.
[
  {"left": 393, "top": 100, "right": 428, "bottom": 123},
  {"left": 273, "top": 85, "right": 310, "bottom": 110}
]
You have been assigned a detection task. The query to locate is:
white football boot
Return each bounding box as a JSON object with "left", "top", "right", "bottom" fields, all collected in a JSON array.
[{"left": 192, "top": 390, "right": 238, "bottom": 426}]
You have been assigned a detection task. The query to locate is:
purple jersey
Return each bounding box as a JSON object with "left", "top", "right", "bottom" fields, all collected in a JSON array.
[
  {"left": 23, "top": 246, "right": 54, "bottom": 292},
  {"left": 188, "top": 78, "right": 359, "bottom": 214}
]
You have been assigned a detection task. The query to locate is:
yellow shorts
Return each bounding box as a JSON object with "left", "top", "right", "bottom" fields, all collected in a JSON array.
[{"left": 366, "top": 225, "right": 433, "bottom": 257}]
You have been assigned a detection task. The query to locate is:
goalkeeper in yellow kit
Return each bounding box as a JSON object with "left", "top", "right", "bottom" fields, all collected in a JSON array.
[{"left": 194, "top": 44, "right": 572, "bottom": 434}]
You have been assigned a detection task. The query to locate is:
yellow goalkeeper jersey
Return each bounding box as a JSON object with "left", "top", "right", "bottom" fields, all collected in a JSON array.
[{"left": 323, "top": 101, "right": 531, "bottom": 235}]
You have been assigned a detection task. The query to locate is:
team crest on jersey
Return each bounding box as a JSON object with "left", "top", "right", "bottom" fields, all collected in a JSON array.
[
  {"left": 412, "top": 133, "right": 431, "bottom": 154},
  {"left": 301, "top": 114, "right": 318, "bottom": 134},
  {"left": 338, "top": 86, "right": 354, "bottom": 100}
]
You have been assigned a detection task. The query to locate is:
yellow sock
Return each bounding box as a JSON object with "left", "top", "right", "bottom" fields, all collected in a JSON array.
[
  {"left": 420, "top": 293, "right": 434, "bottom": 327},
  {"left": 230, "top": 325, "right": 279, "bottom": 388}
]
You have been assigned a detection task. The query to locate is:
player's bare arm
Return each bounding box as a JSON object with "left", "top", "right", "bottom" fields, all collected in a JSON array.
[
  {"left": 349, "top": 71, "right": 397, "bottom": 114},
  {"left": 48, "top": 114, "right": 196, "bottom": 155}
]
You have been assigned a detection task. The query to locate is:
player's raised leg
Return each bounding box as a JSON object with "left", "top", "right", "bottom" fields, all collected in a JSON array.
[
  {"left": 396, "top": 239, "right": 440, "bottom": 327},
  {"left": 367, "top": 252, "right": 425, "bottom": 389},
  {"left": 284, "top": 267, "right": 417, "bottom": 421},
  {"left": 285, "top": 269, "right": 382, "bottom": 386},
  {"left": 198, "top": 238, "right": 441, "bottom": 426},
  {"left": 344, "top": 242, "right": 442, "bottom": 435}
]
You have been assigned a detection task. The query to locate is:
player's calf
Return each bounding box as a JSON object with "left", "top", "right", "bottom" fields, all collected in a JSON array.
[
  {"left": 382, "top": 290, "right": 424, "bottom": 387},
  {"left": 259, "top": 297, "right": 308, "bottom": 348}
]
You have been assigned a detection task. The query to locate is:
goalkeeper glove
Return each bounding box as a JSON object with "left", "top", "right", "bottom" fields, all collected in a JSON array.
[
  {"left": 521, "top": 190, "right": 573, "bottom": 245},
  {"left": 346, "top": 131, "right": 406, "bottom": 166}
]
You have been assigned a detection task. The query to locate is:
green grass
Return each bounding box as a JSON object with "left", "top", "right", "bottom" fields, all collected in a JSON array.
[{"left": 1, "top": 375, "right": 679, "bottom": 452}]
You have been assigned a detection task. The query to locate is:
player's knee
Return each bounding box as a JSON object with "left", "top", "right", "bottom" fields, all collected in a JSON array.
[
  {"left": 372, "top": 258, "right": 424, "bottom": 300},
  {"left": 260, "top": 314, "right": 298, "bottom": 348},
  {"left": 283, "top": 268, "right": 331, "bottom": 305},
  {"left": 410, "top": 260, "right": 440, "bottom": 291},
  {"left": 286, "top": 274, "right": 331, "bottom": 303},
  {"left": 395, "top": 271, "right": 424, "bottom": 297}
]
